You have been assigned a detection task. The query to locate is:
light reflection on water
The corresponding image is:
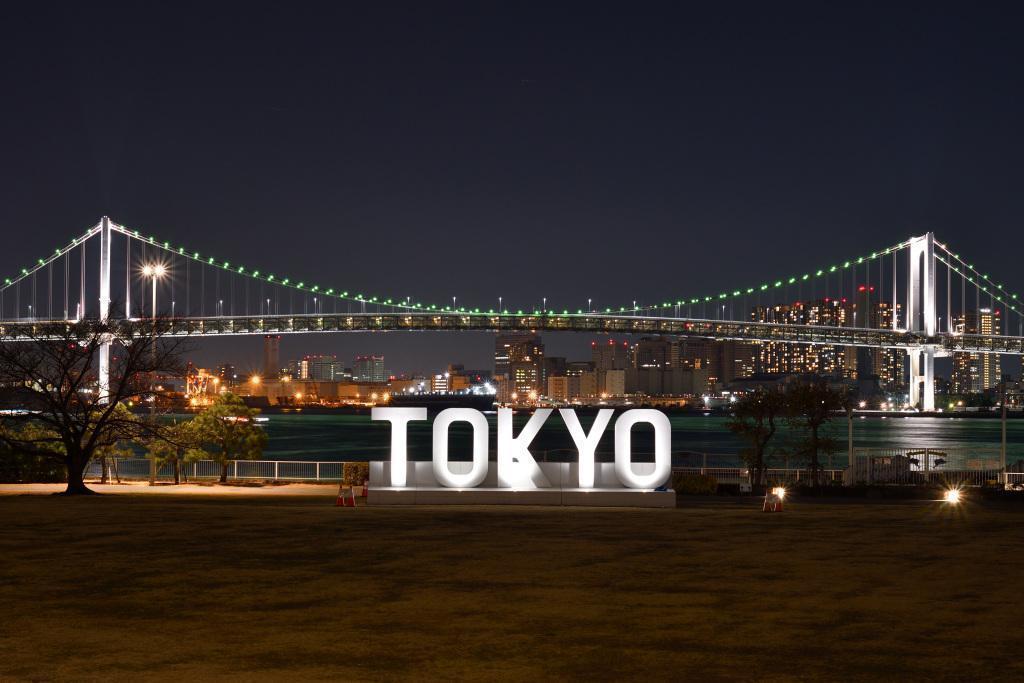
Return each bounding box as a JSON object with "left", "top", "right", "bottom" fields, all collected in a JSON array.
[{"left": 255, "top": 413, "right": 1024, "bottom": 467}]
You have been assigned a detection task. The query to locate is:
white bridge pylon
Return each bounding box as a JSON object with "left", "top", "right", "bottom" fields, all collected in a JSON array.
[
  {"left": 98, "top": 216, "right": 112, "bottom": 403},
  {"left": 906, "top": 232, "right": 939, "bottom": 412}
]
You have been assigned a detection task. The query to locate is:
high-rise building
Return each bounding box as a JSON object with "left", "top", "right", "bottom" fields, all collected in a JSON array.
[
  {"left": 851, "top": 287, "right": 905, "bottom": 392},
  {"left": 495, "top": 333, "right": 544, "bottom": 393},
  {"left": 718, "top": 340, "right": 758, "bottom": 384},
  {"left": 353, "top": 355, "right": 386, "bottom": 383},
  {"left": 591, "top": 340, "right": 630, "bottom": 370},
  {"left": 541, "top": 356, "right": 566, "bottom": 389},
  {"left": 305, "top": 354, "right": 347, "bottom": 381},
  {"left": 951, "top": 309, "right": 1001, "bottom": 393},
  {"left": 632, "top": 337, "right": 672, "bottom": 370},
  {"left": 752, "top": 300, "right": 852, "bottom": 378},
  {"left": 263, "top": 335, "right": 280, "bottom": 379},
  {"left": 510, "top": 362, "right": 541, "bottom": 397},
  {"left": 677, "top": 339, "right": 756, "bottom": 386}
]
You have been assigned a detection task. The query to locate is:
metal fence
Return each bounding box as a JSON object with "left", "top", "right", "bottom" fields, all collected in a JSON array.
[
  {"left": 671, "top": 466, "right": 846, "bottom": 485},
  {"left": 851, "top": 448, "right": 1009, "bottom": 486},
  {"left": 85, "top": 458, "right": 347, "bottom": 483},
  {"left": 87, "top": 452, "right": 1022, "bottom": 488}
]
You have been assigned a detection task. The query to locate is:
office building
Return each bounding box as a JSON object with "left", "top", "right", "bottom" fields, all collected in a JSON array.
[
  {"left": 951, "top": 309, "right": 1002, "bottom": 393},
  {"left": 495, "top": 333, "right": 544, "bottom": 393},
  {"left": 304, "top": 354, "right": 347, "bottom": 381},
  {"left": 353, "top": 355, "right": 386, "bottom": 383},
  {"left": 632, "top": 337, "right": 672, "bottom": 370},
  {"left": 591, "top": 340, "right": 630, "bottom": 370}
]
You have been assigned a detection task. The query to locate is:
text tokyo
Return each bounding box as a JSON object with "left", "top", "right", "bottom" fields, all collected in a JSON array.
[{"left": 371, "top": 407, "right": 671, "bottom": 490}]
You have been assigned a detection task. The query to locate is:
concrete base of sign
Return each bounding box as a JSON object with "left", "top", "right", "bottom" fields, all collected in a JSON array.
[
  {"left": 367, "top": 461, "right": 676, "bottom": 508},
  {"left": 367, "top": 486, "right": 675, "bottom": 507}
]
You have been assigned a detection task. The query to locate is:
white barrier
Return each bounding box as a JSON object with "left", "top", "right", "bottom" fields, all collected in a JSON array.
[{"left": 85, "top": 458, "right": 347, "bottom": 482}]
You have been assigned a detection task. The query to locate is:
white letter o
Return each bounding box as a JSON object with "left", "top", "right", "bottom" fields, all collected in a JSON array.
[
  {"left": 613, "top": 409, "right": 671, "bottom": 489},
  {"left": 432, "top": 408, "right": 489, "bottom": 488}
]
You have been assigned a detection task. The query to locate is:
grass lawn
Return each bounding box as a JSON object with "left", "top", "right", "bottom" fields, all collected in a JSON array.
[{"left": 1, "top": 492, "right": 1022, "bottom": 681}]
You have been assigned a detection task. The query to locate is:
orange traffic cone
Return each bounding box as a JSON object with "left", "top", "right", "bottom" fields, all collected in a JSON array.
[{"left": 335, "top": 483, "right": 357, "bottom": 507}]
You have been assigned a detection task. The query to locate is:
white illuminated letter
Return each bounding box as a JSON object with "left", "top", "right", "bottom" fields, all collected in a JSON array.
[
  {"left": 371, "top": 407, "right": 427, "bottom": 487},
  {"left": 432, "top": 408, "right": 489, "bottom": 488},
  {"left": 560, "top": 408, "right": 613, "bottom": 488},
  {"left": 613, "top": 409, "right": 671, "bottom": 489},
  {"left": 497, "top": 408, "right": 552, "bottom": 488}
]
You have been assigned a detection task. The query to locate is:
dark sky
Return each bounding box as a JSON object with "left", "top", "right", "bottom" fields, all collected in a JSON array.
[{"left": 3, "top": 3, "right": 1023, "bottom": 375}]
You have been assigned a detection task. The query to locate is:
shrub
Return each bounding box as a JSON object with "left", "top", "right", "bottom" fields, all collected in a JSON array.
[
  {"left": 671, "top": 473, "right": 718, "bottom": 495},
  {"left": 0, "top": 448, "right": 66, "bottom": 483},
  {"left": 343, "top": 462, "right": 370, "bottom": 486}
]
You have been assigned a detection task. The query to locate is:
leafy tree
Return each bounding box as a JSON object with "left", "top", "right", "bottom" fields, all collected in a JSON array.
[
  {"left": 784, "top": 379, "right": 852, "bottom": 486},
  {"left": 727, "top": 387, "right": 785, "bottom": 488},
  {"left": 0, "top": 422, "right": 66, "bottom": 483},
  {"left": 0, "top": 321, "right": 186, "bottom": 494},
  {"left": 146, "top": 420, "right": 200, "bottom": 485},
  {"left": 188, "top": 393, "right": 267, "bottom": 483},
  {"left": 94, "top": 418, "right": 140, "bottom": 484}
]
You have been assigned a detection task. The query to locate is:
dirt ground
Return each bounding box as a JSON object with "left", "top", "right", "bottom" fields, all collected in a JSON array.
[{"left": 0, "top": 488, "right": 1022, "bottom": 681}]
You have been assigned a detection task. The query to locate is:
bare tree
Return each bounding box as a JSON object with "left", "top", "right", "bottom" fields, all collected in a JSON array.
[{"left": 0, "top": 320, "right": 188, "bottom": 494}]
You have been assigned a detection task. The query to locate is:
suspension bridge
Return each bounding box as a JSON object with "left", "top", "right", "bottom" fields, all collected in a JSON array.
[{"left": 2, "top": 217, "right": 1023, "bottom": 411}]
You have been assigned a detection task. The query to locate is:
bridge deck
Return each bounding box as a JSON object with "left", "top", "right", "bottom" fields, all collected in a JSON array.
[{"left": 2, "top": 313, "right": 1022, "bottom": 354}]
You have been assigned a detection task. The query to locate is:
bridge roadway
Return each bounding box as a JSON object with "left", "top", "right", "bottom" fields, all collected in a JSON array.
[{"left": 2, "top": 313, "right": 1023, "bottom": 355}]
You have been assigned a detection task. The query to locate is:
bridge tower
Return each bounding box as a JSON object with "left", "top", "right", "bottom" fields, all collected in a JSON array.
[
  {"left": 906, "top": 232, "right": 937, "bottom": 411},
  {"left": 98, "top": 216, "right": 112, "bottom": 403}
]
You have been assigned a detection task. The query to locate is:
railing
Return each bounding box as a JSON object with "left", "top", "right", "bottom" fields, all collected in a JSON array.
[
  {"left": 851, "top": 448, "right": 1009, "bottom": 486},
  {"left": 87, "top": 455, "right": 1022, "bottom": 488},
  {"left": 671, "top": 466, "right": 845, "bottom": 485},
  {"left": 85, "top": 458, "right": 346, "bottom": 482}
]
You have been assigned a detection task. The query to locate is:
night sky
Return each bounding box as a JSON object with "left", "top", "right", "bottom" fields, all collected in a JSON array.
[{"left": 4, "top": 3, "right": 1023, "bottom": 376}]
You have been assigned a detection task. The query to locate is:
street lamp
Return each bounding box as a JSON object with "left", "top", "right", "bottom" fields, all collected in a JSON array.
[{"left": 142, "top": 264, "right": 166, "bottom": 320}]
